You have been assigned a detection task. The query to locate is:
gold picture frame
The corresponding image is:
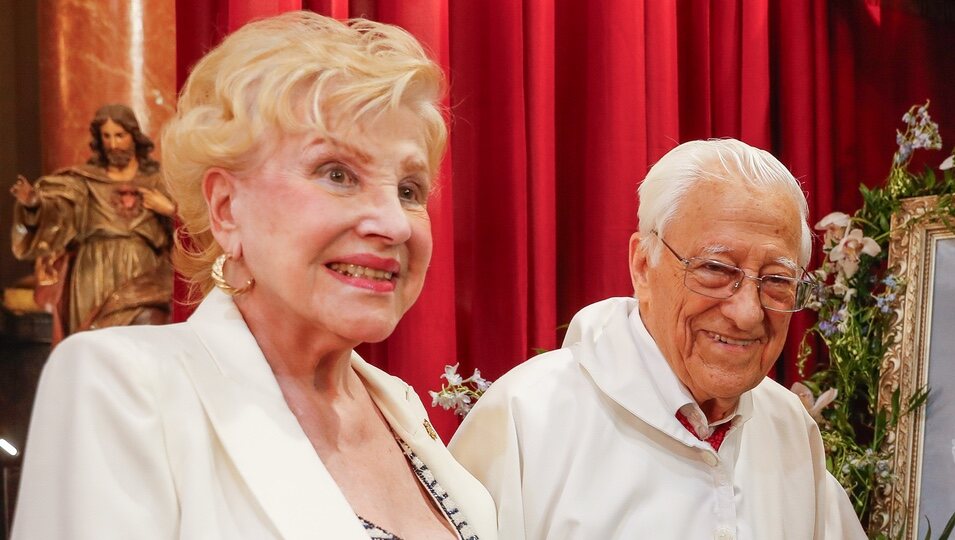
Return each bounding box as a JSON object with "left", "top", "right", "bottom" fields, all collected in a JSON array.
[{"left": 873, "top": 195, "right": 955, "bottom": 538}]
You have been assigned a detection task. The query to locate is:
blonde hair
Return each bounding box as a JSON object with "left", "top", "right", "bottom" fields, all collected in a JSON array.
[{"left": 162, "top": 11, "right": 447, "bottom": 298}]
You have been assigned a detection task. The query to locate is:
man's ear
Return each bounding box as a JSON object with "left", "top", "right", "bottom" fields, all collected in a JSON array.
[
  {"left": 629, "top": 231, "right": 652, "bottom": 298},
  {"left": 202, "top": 168, "right": 240, "bottom": 254}
]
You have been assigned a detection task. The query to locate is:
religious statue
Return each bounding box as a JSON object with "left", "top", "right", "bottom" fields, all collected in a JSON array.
[{"left": 9, "top": 104, "right": 174, "bottom": 341}]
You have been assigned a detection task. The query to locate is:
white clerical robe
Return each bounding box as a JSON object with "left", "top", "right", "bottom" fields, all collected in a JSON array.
[{"left": 449, "top": 297, "right": 865, "bottom": 540}]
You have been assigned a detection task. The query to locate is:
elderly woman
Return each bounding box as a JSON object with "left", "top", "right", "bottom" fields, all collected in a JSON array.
[{"left": 12, "top": 12, "right": 495, "bottom": 540}]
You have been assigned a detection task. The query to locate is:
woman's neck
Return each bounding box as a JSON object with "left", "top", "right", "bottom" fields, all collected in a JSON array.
[{"left": 234, "top": 293, "right": 358, "bottom": 395}]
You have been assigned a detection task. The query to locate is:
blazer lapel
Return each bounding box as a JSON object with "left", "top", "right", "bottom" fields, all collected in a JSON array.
[
  {"left": 352, "top": 356, "right": 426, "bottom": 443},
  {"left": 181, "top": 290, "right": 367, "bottom": 540},
  {"left": 354, "top": 357, "right": 498, "bottom": 540}
]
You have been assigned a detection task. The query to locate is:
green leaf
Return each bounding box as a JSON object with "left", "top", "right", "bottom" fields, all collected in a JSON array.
[
  {"left": 891, "top": 388, "right": 902, "bottom": 424},
  {"left": 938, "top": 511, "right": 955, "bottom": 540}
]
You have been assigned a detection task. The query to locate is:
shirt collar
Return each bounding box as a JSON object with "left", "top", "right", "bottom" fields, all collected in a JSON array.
[{"left": 627, "top": 305, "right": 749, "bottom": 440}]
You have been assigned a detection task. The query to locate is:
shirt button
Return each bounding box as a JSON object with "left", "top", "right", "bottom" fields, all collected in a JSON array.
[{"left": 715, "top": 527, "right": 735, "bottom": 540}]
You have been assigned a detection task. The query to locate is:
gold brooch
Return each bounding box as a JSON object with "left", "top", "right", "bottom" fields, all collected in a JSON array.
[{"left": 423, "top": 419, "right": 438, "bottom": 440}]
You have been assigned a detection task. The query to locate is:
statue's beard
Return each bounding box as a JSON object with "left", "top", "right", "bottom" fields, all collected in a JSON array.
[{"left": 106, "top": 148, "right": 134, "bottom": 168}]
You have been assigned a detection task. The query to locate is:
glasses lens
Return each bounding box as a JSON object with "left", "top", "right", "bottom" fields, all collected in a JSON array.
[
  {"left": 684, "top": 259, "right": 812, "bottom": 312},
  {"left": 684, "top": 259, "right": 741, "bottom": 297},
  {"left": 758, "top": 275, "right": 799, "bottom": 311},
  {"left": 792, "top": 280, "right": 815, "bottom": 311}
]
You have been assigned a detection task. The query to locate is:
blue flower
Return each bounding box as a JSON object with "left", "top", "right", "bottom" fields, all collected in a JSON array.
[
  {"left": 875, "top": 293, "right": 896, "bottom": 314},
  {"left": 895, "top": 143, "right": 913, "bottom": 165},
  {"left": 819, "top": 308, "right": 848, "bottom": 337},
  {"left": 819, "top": 320, "right": 836, "bottom": 336},
  {"left": 882, "top": 275, "right": 898, "bottom": 288}
]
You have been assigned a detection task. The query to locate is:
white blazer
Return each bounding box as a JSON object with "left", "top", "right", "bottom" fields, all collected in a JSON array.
[{"left": 12, "top": 290, "right": 497, "bottom": 540}]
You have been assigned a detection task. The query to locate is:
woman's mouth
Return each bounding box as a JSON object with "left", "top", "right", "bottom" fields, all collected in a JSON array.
[{"left": 327, "top": 262, "right": 396, "bottom": 281}]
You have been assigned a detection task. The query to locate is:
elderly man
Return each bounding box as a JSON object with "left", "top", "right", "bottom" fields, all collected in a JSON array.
[{"left": 449, "top": 139, "right": 866, "bottom": 539}]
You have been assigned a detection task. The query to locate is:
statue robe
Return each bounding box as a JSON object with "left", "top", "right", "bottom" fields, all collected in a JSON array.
[{"left": 12, "top": 164, "right": 172, "bottom": 334}]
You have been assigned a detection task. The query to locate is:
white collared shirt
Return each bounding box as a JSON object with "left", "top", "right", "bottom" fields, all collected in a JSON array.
[{"left": 628, "top": 306, "right": 740, "bottom": 440}]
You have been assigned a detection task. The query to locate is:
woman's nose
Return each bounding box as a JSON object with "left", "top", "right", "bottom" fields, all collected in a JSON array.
[{"left": 356, "top": 187, "right": 413, "bottom": 244}]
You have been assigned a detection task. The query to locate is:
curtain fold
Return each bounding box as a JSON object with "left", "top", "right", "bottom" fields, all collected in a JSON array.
[
  {"left": 554, "top": 0, "right": 646, "bottom": 330},
  {"left": 772, "top": 0, "right": 834, "bottom": 383},
  {"left": 522, "top": 0, "right": 558, "bottom": 361},
  {"left": 173, "top": 0, "right": 955, "bottom": 439}
]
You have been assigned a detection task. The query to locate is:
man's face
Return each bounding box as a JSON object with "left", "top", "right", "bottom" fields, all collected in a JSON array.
[
  {"left": 100, "top": 119, "right": 134, "bottom": 168},
  {"left": 630, "top": 178, "right": 803, "bottom": 410}
]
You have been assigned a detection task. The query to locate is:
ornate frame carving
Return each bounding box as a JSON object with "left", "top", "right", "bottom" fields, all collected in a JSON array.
[{"left": 873, "top": 195, "right": 955, "bottom": 538}]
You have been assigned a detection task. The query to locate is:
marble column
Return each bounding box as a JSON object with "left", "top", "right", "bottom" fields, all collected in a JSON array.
[{"left": 37, "top": 0, "right": 176, "bottom": 172}]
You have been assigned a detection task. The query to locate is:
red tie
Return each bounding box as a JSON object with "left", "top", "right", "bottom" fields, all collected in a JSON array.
[{"left": 675, "top": 410, "right": 732, "bottom": 451}]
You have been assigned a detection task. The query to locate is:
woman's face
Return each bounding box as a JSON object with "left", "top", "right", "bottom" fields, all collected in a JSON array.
[{"left": 231, "top": 106, "right": 434, "bottom": 345}]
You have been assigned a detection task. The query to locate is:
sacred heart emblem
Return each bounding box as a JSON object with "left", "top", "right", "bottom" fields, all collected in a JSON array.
[{"left": 111, "top": 185, "right": 143, "bottom": 219}]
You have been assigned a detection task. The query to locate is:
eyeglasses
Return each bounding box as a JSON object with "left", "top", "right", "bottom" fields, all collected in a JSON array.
[{"left": 651, "top": 230, "right": 816, "bottom": 313}]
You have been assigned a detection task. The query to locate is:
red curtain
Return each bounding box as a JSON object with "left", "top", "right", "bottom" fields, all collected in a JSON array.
[{"left": 174, "top": 0, "right": 955, "bottom": 439}]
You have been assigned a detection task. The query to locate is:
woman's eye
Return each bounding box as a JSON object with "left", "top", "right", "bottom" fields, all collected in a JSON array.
[
  {"left": 398, "top": 180, "right": 426, "bottom": 205},
  {"left": 328, "top": 169, "right": 347, "bottom": 183},
  {"left": 315, "top": 163, "right": 356, "bottom": 186}
]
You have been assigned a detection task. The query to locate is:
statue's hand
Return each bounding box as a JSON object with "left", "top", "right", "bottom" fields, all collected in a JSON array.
[
  {"left": 10, "top": 175, "right": 38, "bottom": 207},
  {"left": 139, "top": 187, "right": 176, "bottom": 217}
]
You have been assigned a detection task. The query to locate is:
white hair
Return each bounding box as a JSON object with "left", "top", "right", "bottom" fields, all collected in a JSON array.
[{"left": 637, "top": 138, "right": 812, "bottom": 267}]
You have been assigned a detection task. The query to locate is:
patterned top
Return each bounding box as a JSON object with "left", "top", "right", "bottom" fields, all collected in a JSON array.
[{"left": 357, "top": 438, "right": 479, "bottom": 540}]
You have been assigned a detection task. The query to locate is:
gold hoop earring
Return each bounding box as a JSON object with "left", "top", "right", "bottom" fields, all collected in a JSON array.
[{"left": 211, "top": 253, "right": 254, "bottom": 296}]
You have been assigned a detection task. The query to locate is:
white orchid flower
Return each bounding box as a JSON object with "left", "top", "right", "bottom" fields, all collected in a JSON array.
[
  {"left": 452, "top": 390, "right": 473, "bottom": 416},
  {"left": 940, "top": 154, "right": 954, "bottom": 171},
  {"left": 830, "top": 228, "right": 881, "bottom": 277},
  {"left": 441, "top": 363, "right": 463, "bottom": 385},
  {"left": 815, "top": 212, "right": 851, "bottom": 231},
  {"left": 429, "top": 390, "right": 458, "bottom": 410},
  {"left": 791, "top": 382, "right": 838, "bottom": 423},
  {"left": 831, "top": 273, "right": 856, "bottom": 303},
  {"left": 836, "top": 307, "right": 851, "bottom": 331},
  {"left": 463, "top": 368, "right": 491, "bottom": 392},
  {"left": 430, "top": 363, "right": 493, "bottom": 417},
  {"left": 814, "top": 212, "right": 851, "bottom": 247}
]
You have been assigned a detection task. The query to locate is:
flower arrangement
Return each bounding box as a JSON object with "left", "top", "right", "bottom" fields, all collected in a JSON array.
[
  {"left": 429, "top": 363, "right": 491, "bottom": 417},
  {"left": 796, "top": 102, "right": 955, "bottom": 538}
]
